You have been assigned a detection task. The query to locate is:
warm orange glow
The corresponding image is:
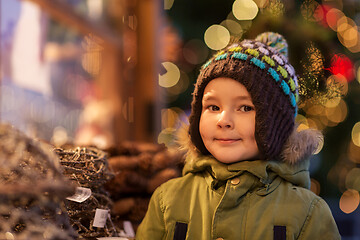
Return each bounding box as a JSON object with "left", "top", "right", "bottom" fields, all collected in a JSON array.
[
  {"left": 352, "top": 122, "right": 360, "bottom": 147},
  {"left": 310, "top": 178, "right": 321, "bottom": 195},
  {"left": 161, "top": 108, "right": 179, "bottom": 129},
  {"left": 325, "top": 99, "right": 348, "bottom": 123},
  {"left": 343, "top": 26, "right": 358, "bottom": 48},
  {"left": 297, "top": 123, "right": 309, "bottom": 132},
  {"left": 307, "top": 118, "right": 321, "bottom": 130},
  {"left": 339, "top": 189, "right": 360, "bottom": 214},
  {"left": 336, "top": 16, "right": 349, "bottom": 32},
  {"left": 306, "top": 104, "right": 325, "bottom": 116},
  {"left": 335, "top": 16, "right": 360, "bottom": 52},
  {"left": 335, "top": 75, "right": 349, "bottom": 95},
  {"left": 348, "top": 41, "right": 360, "bottom": 53},
  {"left": 295, "top": 114, "right": 308, "bottom": 126},
  {"left": 348, "top": 141, "right": 360, "bottom": 163},
  {"left": 326, "top": 8, "right": 345, "bottom": 31}
]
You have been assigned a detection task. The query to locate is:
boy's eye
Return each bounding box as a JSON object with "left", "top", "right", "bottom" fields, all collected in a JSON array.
[
  {"left": 239, "top": 105, "right": 254, "bottom": 112},
  {"left": 207, "top": 105, "right": 220, "bottom": 111}
]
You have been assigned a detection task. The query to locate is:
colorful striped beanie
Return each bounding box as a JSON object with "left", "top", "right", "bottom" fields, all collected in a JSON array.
[{"left": 189, "top": 32, "right": 299, "bottom": 160}]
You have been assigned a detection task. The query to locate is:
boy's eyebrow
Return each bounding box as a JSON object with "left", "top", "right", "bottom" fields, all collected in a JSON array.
[
  {"left": 202, "top": 95, "right": 217, "bottom": 102},
  {"left": 234, "top": 95, "right": 252, "bottom": 100},
  {"left": 202, "top": 95, "right": 252, "bottom": 101}
]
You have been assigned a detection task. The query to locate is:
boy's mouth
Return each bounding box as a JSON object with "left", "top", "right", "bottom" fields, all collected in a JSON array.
[{"left": 214, "top": 138, "right": 241, "bottom": 143}]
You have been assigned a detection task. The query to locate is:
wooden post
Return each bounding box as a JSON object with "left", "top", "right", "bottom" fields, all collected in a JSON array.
[{"left": 134, "top": 0, "right": 162, "bottom": 142}]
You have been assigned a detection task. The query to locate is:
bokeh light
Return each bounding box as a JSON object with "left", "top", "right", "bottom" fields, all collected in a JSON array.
[
  {"left": 81, "top": 36, "right": 103, "bottom": 76},
  {"left": 296, "top": 114, "right": 308, "bottom": 124},
  {"left": 253, "top": 0, "right": 269, "bottom": 9},
  {"left": 51, "top": 126, "right": 69, "bottom": 146},
  {"left": 183, "top": 39, "right": 209, "bottom": 65},
  {"left": 297, "top": 123, "right": 309, "bottom": 132},
  {"left": 345, "top": 168, "right": 360, "bottom": 191},
  {"left": 220, "top": 19, "right": 243, "bottom": 37},
  {"left": 5, "top": 232, "right": 14, "bottom": 240},
  {"left": 357, "top": 66, "right": 360, "bottom": 84},
  {"left": 159, "top": 62, "right": 180, "bottom": 88},
  {"left": 336, "top": 16, "right": 360, "bottom": 53},
  {"left": 265, "top": 0, "right": 284, "bottom": 17},
  {"left": 339, "top": 189, "right": 360, "bottom": 214},
  {"left": 232, "top": 0, "right": 259, "bottom": 21},
  {"left": 323, "top": 96, "right": 341, "bottom": 108},
  {"left": 348, "top": 38, "right": 360, "bottom": 53},
  {"left": 161, "top": 108, "right": 179, "bottom": 129},
  {"left": 158, "top": 107, "right": 188, "bottom": 147},
  {"left": 306, "top": 104, "right": 324, "bottom": 116},
  {"left": 325, "top": 99, "right": 348, "bottom": 124},
  {"left": 348, "top": 141, "right": 360, "bottom": 163},
  {"left": 164, "top": 0, "right": 174, "bottom": 10},
  {"left": 300, "top": 0, "right": 321, "bottom": 22},
  {"left": 296, "top": 114, "right": 309, "bottom": 130},
  {"left": 157, "top": 127, "right": 176, "bottom": 147},
  {"left": 343, "top": 26, "right": 358, "bottom": 47},
  {"left": 307, "top": 117, "right": 322, "bottom": 130},
  {"left": 167, "top": 71, "right": 190, "bottom": 96},
  {"left": 351, "top": 122, "right": 360, "bottom": 147},
  {"left": 204, "top": 25, "right": 230, "bottom": 50},
  {"left": 326, "top": 8, "right": 345, "bottom": 31},
  {"left": 329, "top": 75, "right": 348, "bottom": 96}
]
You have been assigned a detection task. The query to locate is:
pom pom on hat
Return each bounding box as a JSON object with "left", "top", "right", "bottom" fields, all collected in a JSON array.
[{"left": 255, "top": 32, "right": 289, "bottom": 58}]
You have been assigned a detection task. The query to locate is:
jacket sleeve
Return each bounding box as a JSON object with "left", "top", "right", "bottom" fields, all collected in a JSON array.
[
  {"left": 136, "top": 186, "right": 166, "bottom": 240},
  {"left": 297, "top": 198, "right": 341, "bottom": 240}
]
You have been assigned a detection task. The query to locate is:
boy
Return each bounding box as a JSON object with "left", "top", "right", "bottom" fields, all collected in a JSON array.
[{"left": 136, "top": 32, "right": 340, "bottom": 239}]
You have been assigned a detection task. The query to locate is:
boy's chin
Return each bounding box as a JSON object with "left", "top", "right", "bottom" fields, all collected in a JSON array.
[
  {"left": 213, "top": 152, "right": 260, "bottom": 164},
  {"left": 214, "top": 155, "right": 248, "bottom": 164}
]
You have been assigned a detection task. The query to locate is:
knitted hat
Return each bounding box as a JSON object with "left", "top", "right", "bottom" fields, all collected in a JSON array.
[{"left": 189, "top": 32, "right": 299, "bottom": 160}]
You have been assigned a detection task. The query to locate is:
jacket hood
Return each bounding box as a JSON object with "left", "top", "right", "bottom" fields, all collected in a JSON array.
[{"left": 177, "top": 124, "right": 323, "bottom": 189}]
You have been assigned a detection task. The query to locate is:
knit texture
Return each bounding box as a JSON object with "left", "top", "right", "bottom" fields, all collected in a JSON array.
[{"left": 189, "top": 32, "right": 299, "bottom": 160}]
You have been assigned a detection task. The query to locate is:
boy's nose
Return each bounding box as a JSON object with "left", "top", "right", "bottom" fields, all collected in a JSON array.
[{"left": 217, "top": 111, "right": 233, "bottom": 129}]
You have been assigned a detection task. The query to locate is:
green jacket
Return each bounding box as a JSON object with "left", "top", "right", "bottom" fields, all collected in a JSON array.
[{"left": 136, "top": 129, "right": 341, "bottom": 240}]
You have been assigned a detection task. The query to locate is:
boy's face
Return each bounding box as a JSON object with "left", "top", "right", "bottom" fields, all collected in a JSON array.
[{"left": 199, "top": 77, "right": 260, "bottom": 163}]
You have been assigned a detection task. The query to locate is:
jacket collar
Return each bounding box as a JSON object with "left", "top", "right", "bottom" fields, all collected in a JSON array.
[{"left": 183, "top": 154, "right": 311, "bottom": 189}]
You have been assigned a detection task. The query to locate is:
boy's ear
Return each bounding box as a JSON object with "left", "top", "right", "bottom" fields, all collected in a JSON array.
[{"left": 281, "top": 127, "right": 323, "bottom": 164}]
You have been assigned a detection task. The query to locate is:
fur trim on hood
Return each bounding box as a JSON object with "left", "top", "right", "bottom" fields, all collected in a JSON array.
[
  {"left": 280, "top": 127, "right": 323, "bottom": 164},
  {"left": 176, "top": 123, "right": 323, "bottom": 165}
]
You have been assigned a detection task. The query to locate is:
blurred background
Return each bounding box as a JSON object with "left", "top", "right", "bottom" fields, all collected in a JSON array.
[{"left": 0, "top": 0, "right": 360, "bottom": 238}]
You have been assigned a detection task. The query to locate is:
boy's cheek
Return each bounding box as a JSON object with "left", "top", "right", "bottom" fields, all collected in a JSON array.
[{"left": 199, "top": 117, "right": 215, "bottom": 135}]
